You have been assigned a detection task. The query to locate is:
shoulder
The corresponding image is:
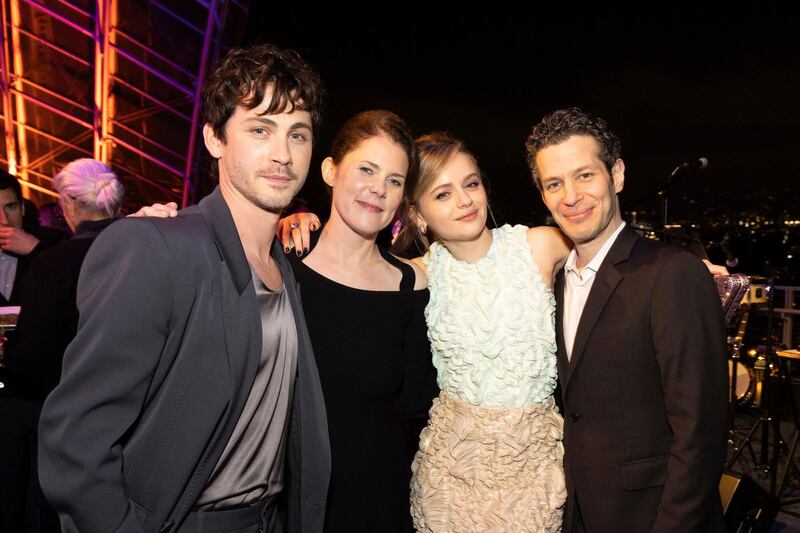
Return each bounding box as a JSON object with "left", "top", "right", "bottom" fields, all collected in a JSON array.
[
  {"left": 24, "top": 224, "right": 69, "bottom": 246},
  {"left": 98, "top": 211, "right": 210, "bottom": 252},
  {"left": 397, "top": 255, "right": 428, "bottom": 290},
  {"left": 628, "top": 237, "right": 712, "bottom": 286},
  {"left": 526, "top": 225, "right": 569, "bottom": 250},
  {"left": 410, "top": 255, "right": 427, "bottom": 273},
  {"left": 31, "top": 234, "right": 95, "bottom": 270},
  {"left": 525, "top": 225, "right": 571, "bottom": 271}
]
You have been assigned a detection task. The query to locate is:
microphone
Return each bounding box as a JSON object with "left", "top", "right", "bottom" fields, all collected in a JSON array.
[{"left": 670, "top": 157, "right": 709, "bottom": 177}]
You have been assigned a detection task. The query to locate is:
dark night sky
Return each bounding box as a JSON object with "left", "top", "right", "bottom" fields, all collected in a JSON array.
[{"left": 244, "top": 10, "right": 799, "bottom": 227}]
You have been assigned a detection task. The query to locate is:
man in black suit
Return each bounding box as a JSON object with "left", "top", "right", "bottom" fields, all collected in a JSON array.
[
  {"left": 38, "top": 44, "right": 330, "bottom": 533},
  {"left": 525, "top": 108, "right": 728, "bottom": 532}
]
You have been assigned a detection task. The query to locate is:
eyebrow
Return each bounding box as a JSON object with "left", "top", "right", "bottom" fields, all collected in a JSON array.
[
  {"left": 360, "top": 160, "right": 406, "bottom": 179},
  {"left": 243, "top": 117, "right": 312, "bottom": 131},
  {"left": 542, "top": 165, "right": 595, "bottom": 182},
  {"left": 428, "top": 173, "right": 480, "bottom": 194}
]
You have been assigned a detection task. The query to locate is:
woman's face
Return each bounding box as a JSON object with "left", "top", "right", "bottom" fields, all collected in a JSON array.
[
  {"left": 414, "top": 152, "right": 488, "bottom": 244},
  {"left": 325, "top": 134, "right": 409, "bottom": 238}
]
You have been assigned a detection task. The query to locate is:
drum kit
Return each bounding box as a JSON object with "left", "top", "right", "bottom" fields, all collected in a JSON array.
[
  {"left": 720, "top": 273, "right": 800, "bottom": 513},
  {"left": 720, "top": 275, "right": 770, "bottom": 409}
]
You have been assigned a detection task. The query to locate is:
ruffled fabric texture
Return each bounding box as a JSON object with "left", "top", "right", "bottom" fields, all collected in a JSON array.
[
  {"left": 411, "top": 392, "right": 566, "bottom": 532},
  {"left": 425, "top": 224, "right": 557, "bottom": 407}
]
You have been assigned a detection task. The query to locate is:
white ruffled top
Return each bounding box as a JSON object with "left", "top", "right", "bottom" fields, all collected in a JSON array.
[{"left": 425, "top": 224, "right": 557, "bottom": 408}]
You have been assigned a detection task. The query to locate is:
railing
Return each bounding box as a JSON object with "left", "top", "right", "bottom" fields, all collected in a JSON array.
[{"left": 774, "top": 286, "right": 800, "bottom": 349}]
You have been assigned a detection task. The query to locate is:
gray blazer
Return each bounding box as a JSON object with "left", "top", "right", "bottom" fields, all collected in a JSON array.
[
  {"left": 556, "top": 226, "right": 727, "bottom": 533},
  {"left": 38, "top": 187, "right": 330, "bottom": 533}
]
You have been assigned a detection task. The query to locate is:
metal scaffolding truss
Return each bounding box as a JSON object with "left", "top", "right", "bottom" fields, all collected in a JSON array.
[{"left": 0, "top": 0, "right": 249, "bottom": 210}]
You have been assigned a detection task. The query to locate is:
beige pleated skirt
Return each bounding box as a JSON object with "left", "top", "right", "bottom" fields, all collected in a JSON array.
[{"left": 410, "top": 392, "right": 566, "bottom": 532}]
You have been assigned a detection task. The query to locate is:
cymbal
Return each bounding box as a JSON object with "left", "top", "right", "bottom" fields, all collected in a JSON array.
[{"left": 777, "top": 349, "right": 800, "bottom": 360}]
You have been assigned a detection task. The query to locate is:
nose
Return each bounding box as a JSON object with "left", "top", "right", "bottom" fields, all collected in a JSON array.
[
  {"left": 455, "top": 187, "right": 474, "bottom": 208},
  {"left": 562, "top": 180, "right": 582, "bottom": 206},
  {"left": 271, "top": 137, "right": 292, "bottom": 167},
  {"left": 369, "top": 177, "right": 387, "bottom": 199},
  {"left": 0, "top": 209, "right": 8, "bottom": 226}
]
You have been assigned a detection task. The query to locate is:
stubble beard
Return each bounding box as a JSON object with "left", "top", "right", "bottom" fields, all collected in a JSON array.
[{"left": 230, "top": 165, "right": 304, "bottom": 215}]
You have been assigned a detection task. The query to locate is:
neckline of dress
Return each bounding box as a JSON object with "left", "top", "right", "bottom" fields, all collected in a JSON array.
[{"left": 435, "top": 225, "right": 507, "bottom": 268}]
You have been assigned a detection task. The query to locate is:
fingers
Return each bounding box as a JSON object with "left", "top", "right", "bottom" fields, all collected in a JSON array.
[
  {"left": 291, "top": 224, "right": 304, "bottom": 256},
  {"left": 299, "top": 224, "right": 310, "bottom": 255},
  {"left": 277, "top": 218, "right": 295, "bottom": 253},
  {"left": 308, "top": 214, "right": 321, "bottom": 233},
  {"left": 702, "top": 259, "right": 730, "bottom": 276},
  {"left": 128, "top": 202, "right": 179, "bottom": 218},
  {"left": 294, "top": 213, "right": 321, "bottom": 256}
]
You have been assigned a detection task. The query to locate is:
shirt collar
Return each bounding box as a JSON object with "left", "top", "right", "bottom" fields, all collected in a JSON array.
[{"left": 564, "top": 221, "right": 627, "bottom": 276}]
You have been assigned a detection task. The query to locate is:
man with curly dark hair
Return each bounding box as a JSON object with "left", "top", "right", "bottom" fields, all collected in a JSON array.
[
  {"left": 38, "top": 43, "right": 330, "bottom": 533},
  {"left": 526, "top": 108, "right": 728, "bottom": 533}
]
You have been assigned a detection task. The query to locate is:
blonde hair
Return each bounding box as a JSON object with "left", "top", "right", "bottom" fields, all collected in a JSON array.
[
  {"left": 53, "top": 159, "right": 124, "bottom": 218},
  {"left": 392, "top": 132, "right": 479, "bottom": 256}
]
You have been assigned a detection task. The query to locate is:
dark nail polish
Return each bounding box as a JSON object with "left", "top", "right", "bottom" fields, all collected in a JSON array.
[
  {"left": 285, "top": 247, "right": 290, "bottom": 253},
  {"left": 303, "top": 247, "right": 309, "bottom": 254}
]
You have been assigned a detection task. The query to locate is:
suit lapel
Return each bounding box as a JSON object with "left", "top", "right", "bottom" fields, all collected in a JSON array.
[
  {"left": 198, "top": 186, "right": 252, "bottom": 295},
  {"left": 198, "top": 186, "right": 261, "bottom": 396},
  {"left": 554, "top": 270, "right": 570, "bottom": 389},
  {"left": 563, "top": 226, "right": 637, "bottom": 391}
]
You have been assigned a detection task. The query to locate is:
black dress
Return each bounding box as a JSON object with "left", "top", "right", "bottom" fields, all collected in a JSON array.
[{"left": 290, "top": 246, "right": 437, "bottom": 532}]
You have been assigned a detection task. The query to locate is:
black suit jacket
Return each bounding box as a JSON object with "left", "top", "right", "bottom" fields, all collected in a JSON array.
[
  {"left": 556, "top": 226, "right": 727, "bottom": 533},
  {"left": 38, "top": 187, "right": 330, "bottom": 533},
  {"left": 4, "top": 219, "right": 114, "bottom": 401}
]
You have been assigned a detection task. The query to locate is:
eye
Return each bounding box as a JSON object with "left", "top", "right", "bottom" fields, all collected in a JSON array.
[
  {"left": 290, "top": 131, "right": 308, "bottom": 142},
  {"left": 465, "top": 180, "right": 480, "bottom": 189},
  {"left": 387, "top": 177, "right": 404, "bottom": 187},
  {"left": 544, "top": 181, "right": 562, "bottom": 192},
  {"left": 435, "top": 191, "right": 450, "bottom": 200},
  {"left": 578, "top": 172, "right": 593, "bottom": 181},
  {"left": 360, "top": 166, "right": 374, "bottom": 175},
  {"left": 251, "top": 127, "right": 267, "bottom": 136}
]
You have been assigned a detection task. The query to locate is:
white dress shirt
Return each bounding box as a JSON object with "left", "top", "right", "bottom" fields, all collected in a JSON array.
[
  {"left": 0, "top": 251, "right": 18, "bottom": 301},
  {"left": 563, "top": 222, "right": 627, "bottom": 360}
]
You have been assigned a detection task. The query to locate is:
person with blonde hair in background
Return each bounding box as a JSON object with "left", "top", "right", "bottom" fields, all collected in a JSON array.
[
  {"left": 6, "top": 158, "right": 124, "bottom": 397},
  {"left": 1, "top": 158, "right": 124, "bottom": 533}
]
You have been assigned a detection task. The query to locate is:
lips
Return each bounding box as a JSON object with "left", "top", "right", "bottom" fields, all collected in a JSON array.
[
  {"left": 562, "top": 207, "right": 593, "bottom": 221},
  {"left": 259, "top": 174, "right": 293, "bottom": 183},
  {"left": 457, "top": 210, "right": 479, "bottom": 222},
  {"left": 356, "top": 200, "right": 383, "bottom": 212}
]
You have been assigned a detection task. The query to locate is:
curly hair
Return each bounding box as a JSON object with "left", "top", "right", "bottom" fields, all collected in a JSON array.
[
  {"left": 525, "top": 107, "right": 621, "bottom": 191},
  {"left": 202, "top": 43, "right": 323, "bottom": 143}
]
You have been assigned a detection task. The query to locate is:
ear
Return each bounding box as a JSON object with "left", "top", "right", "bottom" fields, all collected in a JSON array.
[
  {"left": 203, "top": 123, "right": 223, "bottom": 159},
  {"left": 410, "top": 204, "right": 428, "bottom": 229},
  {"left": 321, "top": 157, "right": 337, "bottom": 187},
  {"left": 611, "top": 159, "right": 625, "bottom": 193}
]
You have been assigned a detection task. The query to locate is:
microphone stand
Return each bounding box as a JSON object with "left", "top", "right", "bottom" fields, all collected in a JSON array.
[{"left": 659, "top": 163, "right": 695, "bottom": 230}]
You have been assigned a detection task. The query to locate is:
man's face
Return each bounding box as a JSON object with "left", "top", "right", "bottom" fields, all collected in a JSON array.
[
  {"left": 0, "top": 188, "right": 23, "bottom": 228},
  {"left": 204, "top": 85, "right": 313, "bottom": 214},
  {"left": 536, "top": 135, "right": 624, "bottom": 248}
]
